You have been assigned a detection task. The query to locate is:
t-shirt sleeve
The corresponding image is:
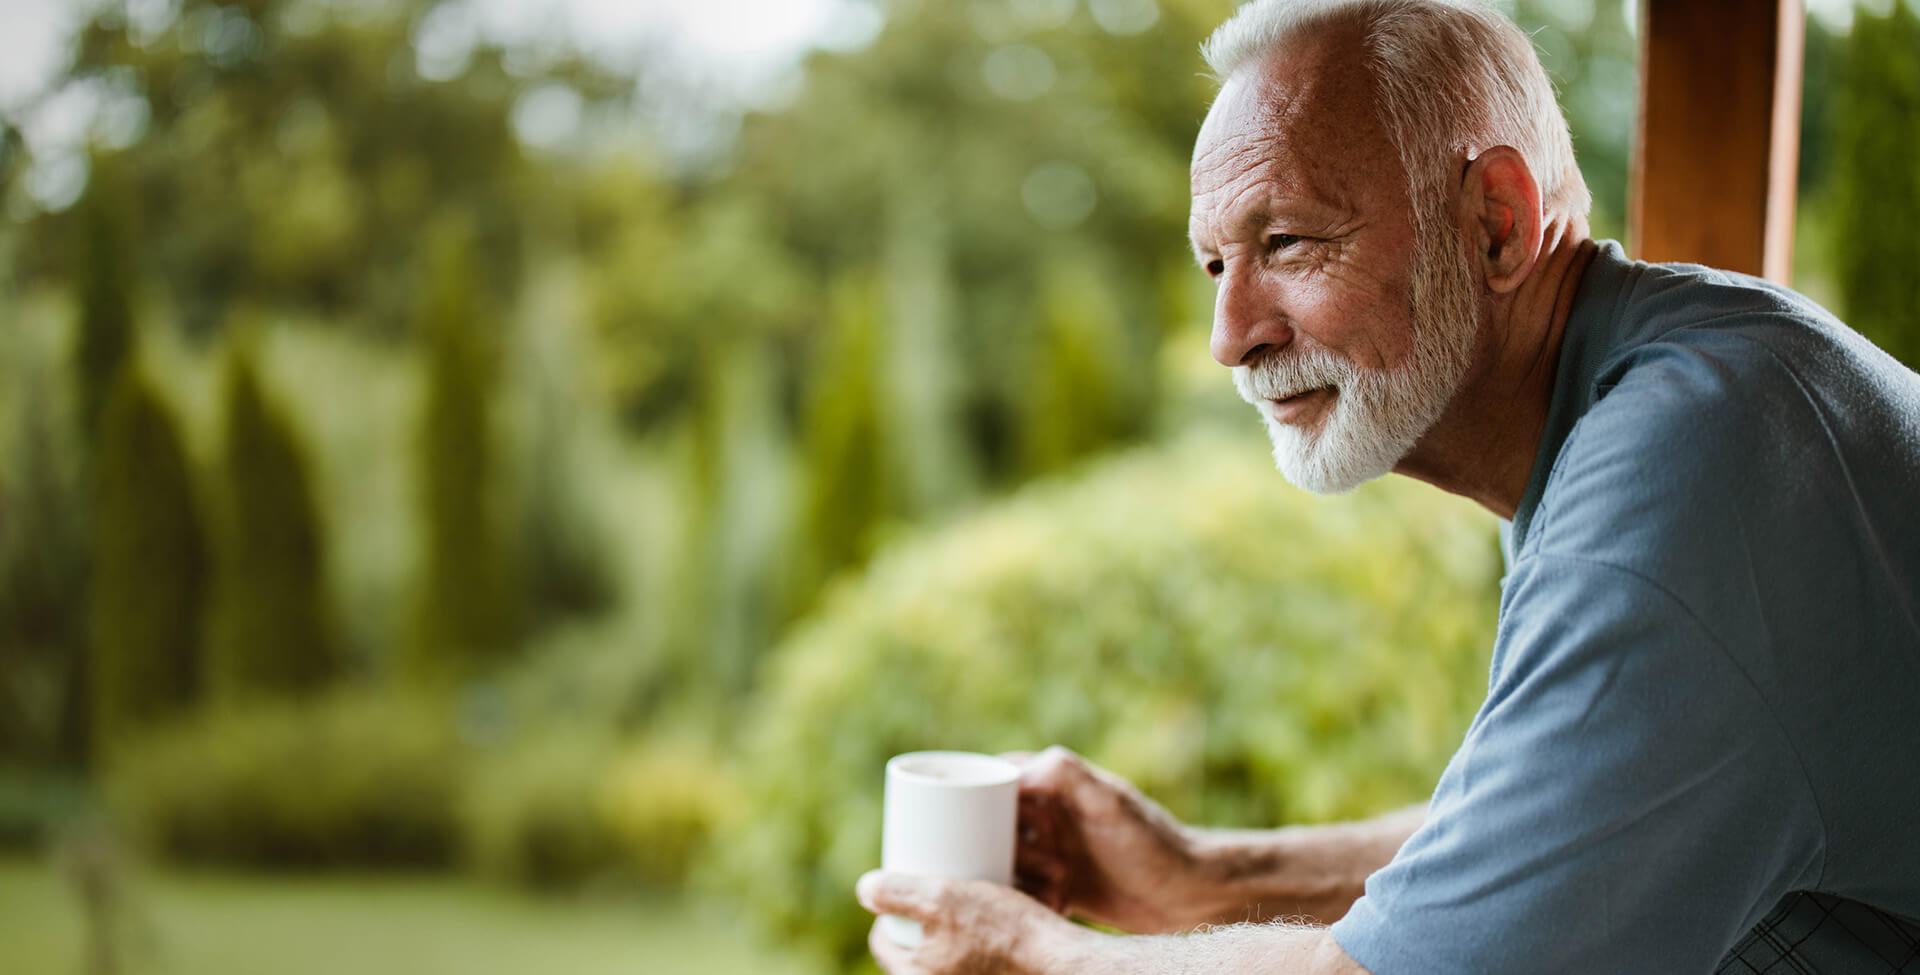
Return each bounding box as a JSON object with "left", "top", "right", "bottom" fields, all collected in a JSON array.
[{"left": 1329, "top": 555, "right": 1825, "bottom": 975}]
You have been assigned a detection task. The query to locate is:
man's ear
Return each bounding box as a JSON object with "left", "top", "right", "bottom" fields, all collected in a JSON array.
[{"left": 1458, "top": 145, "right": 1543, "bottom": 295}]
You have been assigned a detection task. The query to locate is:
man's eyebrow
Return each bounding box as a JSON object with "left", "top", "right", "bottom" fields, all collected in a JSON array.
[{"left": 1190, "top": 194, "right": 1276, "bottom": 261}]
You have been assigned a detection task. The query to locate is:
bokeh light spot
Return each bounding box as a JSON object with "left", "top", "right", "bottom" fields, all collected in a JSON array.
[{"left": 1022, "top": 160, "right": 1096, "bottom": 229}]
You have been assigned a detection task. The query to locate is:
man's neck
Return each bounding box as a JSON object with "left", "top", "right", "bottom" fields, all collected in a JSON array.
[{"left": 1395, "top": 223, "right": 1598, "bottom": 520}]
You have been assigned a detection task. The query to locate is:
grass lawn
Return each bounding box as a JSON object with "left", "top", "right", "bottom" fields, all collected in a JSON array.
[{"left": 0, "top": 854, "right": 824, "bottom": 975}]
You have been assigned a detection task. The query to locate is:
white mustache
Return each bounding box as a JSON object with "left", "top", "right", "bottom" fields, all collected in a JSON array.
[{"left": 1232, "top": 349, "right": 1353, "bottom": 404}]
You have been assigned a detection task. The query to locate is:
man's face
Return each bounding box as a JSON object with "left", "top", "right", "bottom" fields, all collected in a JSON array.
[{"left": 1188, "top": 47, "right": 1481, "bottom": 494}]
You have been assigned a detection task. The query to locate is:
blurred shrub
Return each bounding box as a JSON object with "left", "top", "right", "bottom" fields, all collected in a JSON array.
[
  {"left": 89, "top": 364, "right": 206, "bottom": 754},
  {"left": 106, "top": 689, "right": 462, "bottom": 868},
  {"left": 204, "top": 341, "right": 340, "bottom": 702},
  {"left": 0, "top": 768, "right": 91, "bottom": 852},
  {"left": 717, "top": 432, "right": 1500, "bottom": 967},
  {"left": 462, "top": 731, "right": 615, "bottom": 890},
  {"left": 463, "top": 731, "right": 737, "bottom": 891},
  {"left": 600, "top": 738, "right": 739, "bottom": 887}
]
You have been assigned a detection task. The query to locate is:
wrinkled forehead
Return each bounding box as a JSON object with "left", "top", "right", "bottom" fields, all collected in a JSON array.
[{"left": 1189, "top": 32, "right": 1402, "bottom": 215}]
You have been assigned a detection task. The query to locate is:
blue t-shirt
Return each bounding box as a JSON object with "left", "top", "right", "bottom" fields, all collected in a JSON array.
[{"left": 1329, "top": 241, "right": 1920, "bottom": 974}]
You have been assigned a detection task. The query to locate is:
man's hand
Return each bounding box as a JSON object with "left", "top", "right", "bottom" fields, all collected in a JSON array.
[
  {"left": 854, "top": 868, "right": 1374, "bottom": 975},
  {"left": 1010, "top": 746, "right": 1424, "bottom": 930},
  {"left": 1007, "top": 746, "right": 1208, "bottom": 933},
  {"left": 856, "top": 870, "right": 1095, "bottom": 975}
]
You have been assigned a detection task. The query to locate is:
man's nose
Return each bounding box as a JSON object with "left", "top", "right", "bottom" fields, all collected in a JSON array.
[{"left": 1209, "top": 270, "right": 1292, "bottom": 367}]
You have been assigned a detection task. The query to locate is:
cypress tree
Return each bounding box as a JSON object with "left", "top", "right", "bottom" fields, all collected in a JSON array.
[
  {"left": 204, "top": 340, "right": 338, "bottom": 702},
  {"left": 74, "top": 155, "right": 135, "bottom": 444},
  {"left": 46, "top": 153, "right": 141, "bottom": 765},
  {"left": 1018, "top": 258, "right": 1138, "bottom": 479},
  {"left": 89, "top": 365, "right": 206, "bottom": 753},
  {"left": 794, "top": 271, "right": 887, "bottom": 594},
  {"left": 1829, "top": 2, "right": 1920, "bottom": 369},
  {"left": 0, "top": 378, "right": 93, "bottom": 764},
  {"left": 408, "top": 231, "right": 519, "bottom": 684}
]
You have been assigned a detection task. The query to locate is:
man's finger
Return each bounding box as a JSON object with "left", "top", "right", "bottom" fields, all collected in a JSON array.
[
  {"left": 868, "top": 918, "right": 917, "bottom": 974},
  {"left": 1017, "top": 792, "right": 1050, "bottom": 845},
  {"left": 857, "top": 870, "right": 940, "bottom": 920},
  {"left": 1018, "top": 746, "right": 1086, "bottom": 794},
  {"left": 1015, "top": 863, "right": 1069, "bottom": 913}
]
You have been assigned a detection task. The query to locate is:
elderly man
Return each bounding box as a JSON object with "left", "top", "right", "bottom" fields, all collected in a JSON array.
[{"left": 856, "top": 0, "right": 1920, "bottom": 971}]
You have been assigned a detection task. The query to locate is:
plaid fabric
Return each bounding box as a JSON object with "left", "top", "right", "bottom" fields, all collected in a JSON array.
[{"left": 1717, "top": 892, "right": 1920, "bottom": 973}]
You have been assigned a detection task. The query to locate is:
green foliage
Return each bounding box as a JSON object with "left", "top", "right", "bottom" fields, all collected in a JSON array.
[
  {"left": 24, "top": 0, "right": 630, "bottom": 336},
  {"left": 409, "top": 231, "right": 520, "bottom": 683},
  {"left": 0, "top": 365, "right": 91, "bottom": 765},
  {"left": 88, "top": 364, "right": 206, "bottom": 754},
  {"left": 630, "top": 0, "right": 1244, "bottom": 689},
  {"left": 106, "top": 689, "right": 464, "bottom": 867},
  {"left": 729, "top": 0, "right": 1229, "bottom": 491},
  {"left": 73, "top": 156, "right": 136, "bottom": 444},
  {"left": 514, "top": 399, "right": 618, "bottom": 631},
  {"left": 719, "top": 433, "right": 1501, "bottom": 967},
  {"left": 1017, "top": 256, "right": 1151, "bottom": 476},
  {"left": 461, "top": 731, "right": 619, "bottom": 890},
  {"left": 204, "top": 340, "right": 338, "bottom": 702},
  {"left": 1828, "top": 1, "right": 1920, "bottom": 369},
  {"left": 600, "top": 738, "right": 739, "bottom": 887},
  {"left": 462, "top": 732, "right": 734, "bottom": 891},
  {"left": 1508, "top": 0, "right": 1639, "bottom": 240},
  {"left": 794, "top": 272, "right": 888, "bottom": 596},
  {"left": 0, "top": 769, "right": 89, "bottom": 852}
]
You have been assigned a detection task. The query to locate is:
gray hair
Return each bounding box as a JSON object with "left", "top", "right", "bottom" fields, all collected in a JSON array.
[{"left": 1201, "top": 0, "right": 1591, "bottom": 221}]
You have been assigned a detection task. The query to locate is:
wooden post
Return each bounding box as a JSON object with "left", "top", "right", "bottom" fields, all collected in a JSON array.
[{"left": 1630, "top": 0, "right": 1803, "bottom": 282}]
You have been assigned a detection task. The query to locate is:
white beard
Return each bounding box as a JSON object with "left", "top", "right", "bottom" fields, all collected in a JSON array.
[{"left": 1232, "top": 222, "right": 1479, "bottom": 495}]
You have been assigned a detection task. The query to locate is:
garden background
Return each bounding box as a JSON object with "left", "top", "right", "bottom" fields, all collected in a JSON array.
[{"left": 1, "top": 0, "right": 1915, "bottom": 972}]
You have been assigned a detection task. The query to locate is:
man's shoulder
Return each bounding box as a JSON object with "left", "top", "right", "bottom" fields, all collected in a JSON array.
[
  {"left": 1532, "top": 327, "right": 1816, "bottom": 545},
  {"left": 1525, "top": 302, "right": 1920, "bottom": 581}
]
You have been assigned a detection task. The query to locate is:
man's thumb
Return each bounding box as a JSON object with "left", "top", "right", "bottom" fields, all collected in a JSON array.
[{"left": 856, "top": 870, "right": 938, "bottom": 919}]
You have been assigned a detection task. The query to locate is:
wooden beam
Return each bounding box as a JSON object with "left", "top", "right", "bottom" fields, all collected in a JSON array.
[{"left": 1630, "top": 0, "right": 1803, "bottom": 282}]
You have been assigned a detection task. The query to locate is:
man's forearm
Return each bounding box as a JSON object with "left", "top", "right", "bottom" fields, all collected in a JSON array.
[
  {"left": 1047, "top": 923, "right": 1370, "bottom": 975},
  {"left": 1180, "top": 805, "right": 1424, "bottom": 927}
]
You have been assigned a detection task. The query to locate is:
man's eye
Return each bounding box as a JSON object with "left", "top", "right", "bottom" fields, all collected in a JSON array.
[
  {"left": 1267, "top": 233, "right": 1304, "bottom": 251},
  {"left": 1205, "top": 259, "right": 1224, "bottom": 277}
]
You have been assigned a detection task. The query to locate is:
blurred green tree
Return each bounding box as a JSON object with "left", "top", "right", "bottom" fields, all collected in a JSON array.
[
  {"left": 89, "top": 362, "right": 206, "bottom": 754},
  {"left": 571, "top": 156, "right": 703, "bottom": 434},
  {"left": 16, "top": 153, "right": 148, "bottom": 767},
  {"left": 664, "top": 0, "right": 1240, "bottom": 653},
  {"left": 1828, "top": 1, "right": 1920, "bottom": 368},
  {"left": 512, "top": 350, "right": 618, "bottom": 632},
  {"left": 1018, "top": 255, "right": 1146, "bottom": 477},
  {"left": 729, "top": 0, "right": 1221, "bottom": 495},
  {"left": 73, "top": 155, "right": 137, "bottom": 445},
  {"left": 19, "top": 0, "right": 628, "bottom": 337},
  {"left": 408, "top": 229, "right": 521, "bottom": 684},
  {"left": 793, "top": 270, "right": 888, "bottom": 599},
  {"left": 0, "top": 153, "right": 148, "bottom": 767},
  {"left": 1, "top": 0, "right": 628, "bottom": 769},
  {"left": 204, "top": 337, "right": 338, "bottom": 701},
  {"left": 0, "top": 382, "right": 92, "bottom": 765}
]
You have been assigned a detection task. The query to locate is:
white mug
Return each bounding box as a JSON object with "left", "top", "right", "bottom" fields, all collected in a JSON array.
[{"left": 879, "top": 750, "right": 1021, "bottom": 947}]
